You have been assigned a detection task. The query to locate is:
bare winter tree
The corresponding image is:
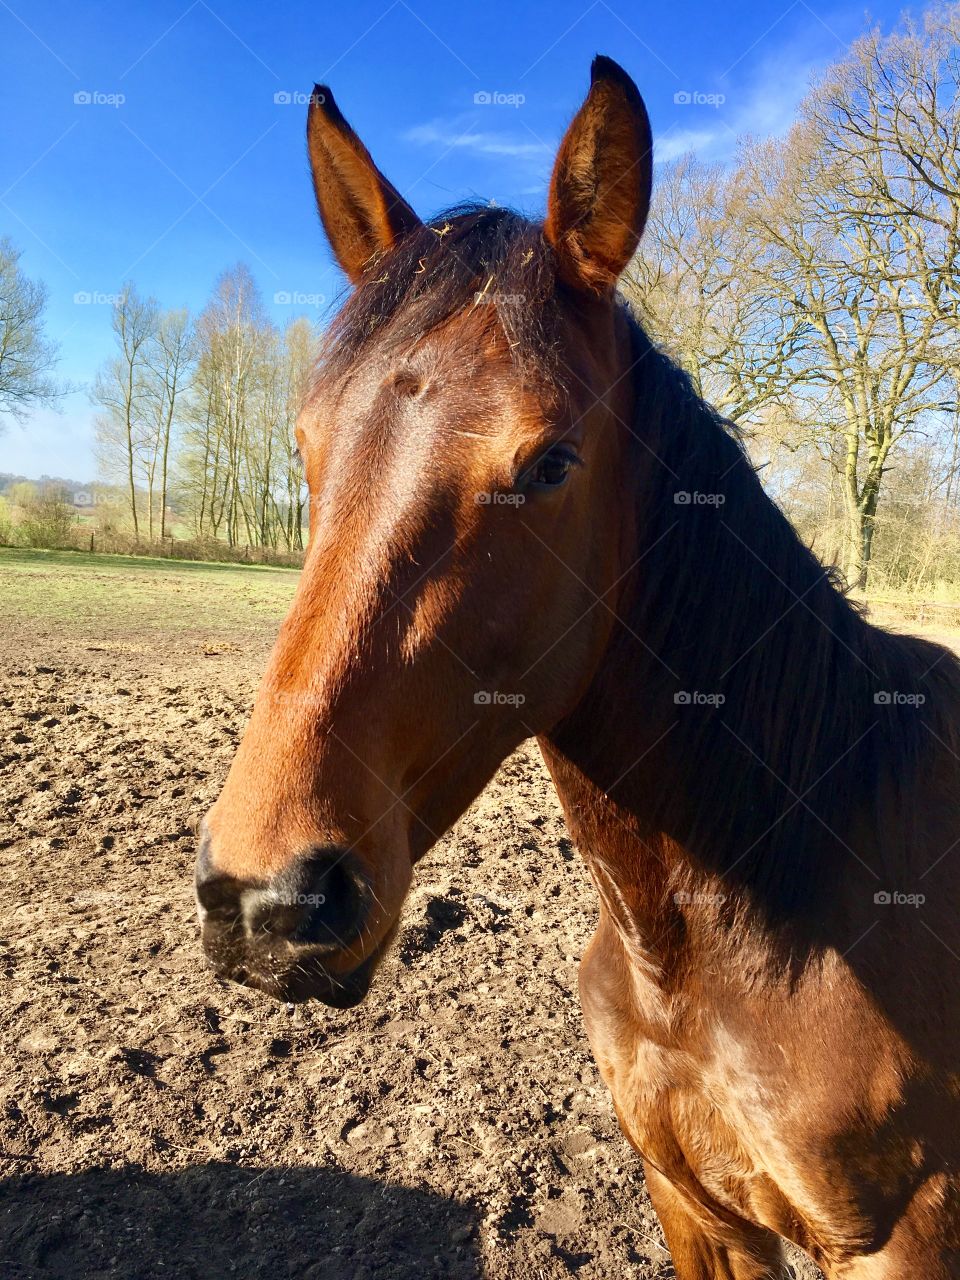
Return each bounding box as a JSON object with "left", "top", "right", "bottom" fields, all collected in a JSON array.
[
  {"left": 0, "top": 237, "right": 62, "bottom": 427},
  {"left": 622, "top": 157, "right": 816, "bottom": 425},
  {"left": 815, "top": 4, "right": 960, "bottom": 294},
  {"left": 93, "top": 285, "right": 159, "bottom": 539},
  {"left": 739, "top": 116, "right": 956, "bottom": 587},
  {"left": 142, "top": 309, "right": 194, "bottom": 540},
  {"left": 177, "top": 266, "right": 309, "bottom": 550}
]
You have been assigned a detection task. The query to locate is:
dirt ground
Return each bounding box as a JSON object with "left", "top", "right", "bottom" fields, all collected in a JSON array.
[{"left": 9, "top": 551, "right": 952, "bottom": 1279}]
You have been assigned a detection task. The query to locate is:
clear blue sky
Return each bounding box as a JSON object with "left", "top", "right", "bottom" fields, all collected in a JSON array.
[{"left": 0, "top": 0, "right": 907, "bottom": 480}]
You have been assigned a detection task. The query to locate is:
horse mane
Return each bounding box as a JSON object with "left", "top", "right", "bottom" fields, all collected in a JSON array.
[
  {"left": 618, "top": 317, "right": 960, "bottom": 916},
  {"left": 319, "top": 204, "right": 566, "bottom": 386}
]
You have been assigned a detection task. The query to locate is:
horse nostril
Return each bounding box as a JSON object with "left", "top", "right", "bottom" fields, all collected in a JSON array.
[
  {"left": 241, "top": 848, "right": 371, "bottom": 950},
  {"left": 195, "top": 835, "right": 246, "bottom": 918}
]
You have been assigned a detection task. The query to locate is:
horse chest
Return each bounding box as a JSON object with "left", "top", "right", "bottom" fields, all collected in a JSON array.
[{"left": 579, "top": 927, "right": 818, "bottom": 1203}]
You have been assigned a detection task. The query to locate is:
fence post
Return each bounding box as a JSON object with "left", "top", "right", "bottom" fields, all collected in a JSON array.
[{"left": 90, "top": 532, "right": 95, "bottom": 554}]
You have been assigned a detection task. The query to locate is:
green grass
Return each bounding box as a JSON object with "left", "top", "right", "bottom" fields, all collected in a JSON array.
[{"left": 0, "top": 546, "right": 300, "bottom": 636}]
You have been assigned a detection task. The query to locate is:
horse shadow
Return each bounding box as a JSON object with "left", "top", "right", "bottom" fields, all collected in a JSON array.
[{"left": 0, "top": 1161, "right": 482, "bottom": 1279}]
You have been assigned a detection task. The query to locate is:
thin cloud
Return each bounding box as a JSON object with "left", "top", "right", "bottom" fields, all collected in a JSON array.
[
  {"left": 404, "top": 122, "right": 552, "bottom": 161},
  {"left": 661, "top": 49, "right": 826, "bottom": 164},
  {"left": 656, "top": 129, "right": 723, "bottom": 162}
]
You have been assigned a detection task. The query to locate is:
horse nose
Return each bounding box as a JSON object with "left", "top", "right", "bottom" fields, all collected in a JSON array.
[
  {"left": 196, "top": 843, "right": 372, "bottom": 951},
  {"left": 241, "top": 851, "right": 372, "bottom": 947}
]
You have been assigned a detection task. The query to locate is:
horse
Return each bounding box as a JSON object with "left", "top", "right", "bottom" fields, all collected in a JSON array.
[{"left": 195, "top": 56, "right": 960, "bottom": 1278}]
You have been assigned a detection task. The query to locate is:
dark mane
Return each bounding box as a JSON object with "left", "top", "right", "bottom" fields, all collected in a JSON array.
[
  {"left": 319, "top": 204, "right": 566, "bottom": 385},
  {"left": 614, "top": 318, "right": 960, "bottom": 918}
]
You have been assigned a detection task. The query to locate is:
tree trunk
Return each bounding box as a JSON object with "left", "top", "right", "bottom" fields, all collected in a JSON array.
[{"left": 126, "top": 429, "right": 139, "bottom": 539}]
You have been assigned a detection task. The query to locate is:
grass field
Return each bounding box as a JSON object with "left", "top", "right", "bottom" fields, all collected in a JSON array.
[{"left": 0, "top": 546, "right": 300, "bottom": 636}]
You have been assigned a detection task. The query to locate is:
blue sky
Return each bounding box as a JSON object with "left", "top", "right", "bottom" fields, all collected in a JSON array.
[{"left": 0, "top": 0, "right": 908, "bottom": 479}]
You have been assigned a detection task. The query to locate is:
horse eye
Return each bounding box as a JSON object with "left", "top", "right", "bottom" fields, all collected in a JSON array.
[{"left": 525, "top": 447, "right": 579, "bottom": 489}]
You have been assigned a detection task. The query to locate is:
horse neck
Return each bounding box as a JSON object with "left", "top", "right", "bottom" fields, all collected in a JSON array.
[{"left": 541, "top": 339, "right": 923, "bottom": 930}]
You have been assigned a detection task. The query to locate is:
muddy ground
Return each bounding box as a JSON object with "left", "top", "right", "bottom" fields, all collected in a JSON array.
[{"left": 8, "top": 551, "right": 931, "bottom": 1277}]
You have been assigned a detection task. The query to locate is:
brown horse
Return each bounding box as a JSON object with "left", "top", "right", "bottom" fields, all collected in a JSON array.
[{"left": 196, "top": 57, "right": 960, "bottom": 1278}]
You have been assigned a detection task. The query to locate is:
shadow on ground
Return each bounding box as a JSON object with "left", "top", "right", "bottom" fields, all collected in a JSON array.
[{"left": 0, "top": 1162, "right": 481, "bottom": 1280}]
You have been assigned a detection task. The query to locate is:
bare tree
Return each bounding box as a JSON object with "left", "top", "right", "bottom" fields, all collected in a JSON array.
[
  {"left": 0, "top": 237, "right": 62, "bottom": 427},
  {"left": 280, "top": 317, "right": 314, "bottom": 550},
  {"left": 93, "top": 285, "right": 159, "bottom": 538},
  {"left": 623, "top": 157, "right": 815, "bottom": 425},
  {"left": 143, "top": 309, "right": 194, "bottom": 540},
  {"left": 176, "top": 266, "right": 309, "bottom": 550},
  {"left": 815, "top": 4, "right": 960, "bottom": 287},
  {"left": 737, "top": 86, "right": 957, "bottom": 588}
]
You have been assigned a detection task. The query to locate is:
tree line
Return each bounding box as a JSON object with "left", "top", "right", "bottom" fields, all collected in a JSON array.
[
  {"left": 625, "top": 4, "right": 960, "bottom": 590},
  {"left": 92, "top": 266, "right": 316, "bottom": 552}
]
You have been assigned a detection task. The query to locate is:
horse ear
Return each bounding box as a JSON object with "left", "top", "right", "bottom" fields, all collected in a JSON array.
[
  {"left": 306, "top": 85, "right": 422, "bottom": 283},
  {"left": 544, "top": 56, "right": 653, "bottom": 293}
]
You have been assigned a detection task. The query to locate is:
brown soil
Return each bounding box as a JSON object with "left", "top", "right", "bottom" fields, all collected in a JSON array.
[{"left": 0, "top": 613, "right": 827, "bottom": 1280}]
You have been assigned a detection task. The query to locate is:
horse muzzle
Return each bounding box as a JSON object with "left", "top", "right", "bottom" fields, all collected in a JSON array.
[{"left": 194, "top": 834, "right": 382, "bottom": 1007}]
